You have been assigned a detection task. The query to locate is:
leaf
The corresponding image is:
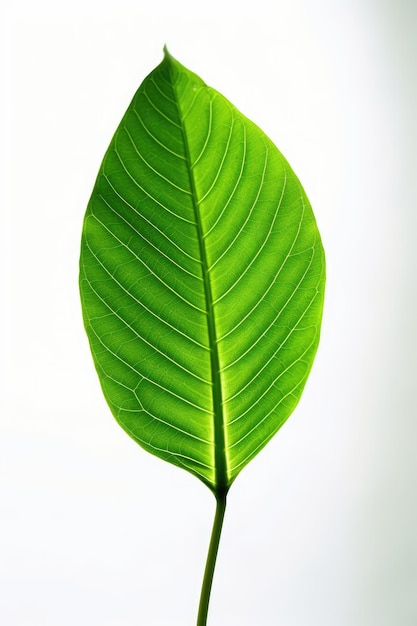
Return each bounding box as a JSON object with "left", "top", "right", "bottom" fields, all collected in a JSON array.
[{"left": 79, "top": 48, "right": 325, "bottom": 496}]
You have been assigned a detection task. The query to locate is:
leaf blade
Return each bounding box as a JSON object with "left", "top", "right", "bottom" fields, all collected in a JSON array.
[{"left": 80, "top": 49, "right": 325, "bottom": 493}]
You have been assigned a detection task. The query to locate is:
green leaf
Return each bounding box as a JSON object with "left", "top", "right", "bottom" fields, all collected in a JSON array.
[{"left": 79, "top": 48, "right": 325, "bottom": 496}]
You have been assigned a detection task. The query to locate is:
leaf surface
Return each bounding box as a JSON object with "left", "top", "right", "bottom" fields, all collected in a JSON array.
[{"left": 79, "top": 49, "right": 325, "bottom": 494}]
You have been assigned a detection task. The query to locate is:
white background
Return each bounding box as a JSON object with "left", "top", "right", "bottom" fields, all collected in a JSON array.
[{"left": 2, "top": 1, "right": 416, "bottom": 625}]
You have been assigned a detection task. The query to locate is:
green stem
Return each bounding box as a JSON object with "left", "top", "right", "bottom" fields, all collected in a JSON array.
[{"left": 197, "top": 492, "right": 227, "bottom": 626}]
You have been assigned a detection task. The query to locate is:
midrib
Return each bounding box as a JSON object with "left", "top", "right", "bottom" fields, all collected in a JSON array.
[{"left": 168, "top": 64, "right": 228, "bottom": 495}]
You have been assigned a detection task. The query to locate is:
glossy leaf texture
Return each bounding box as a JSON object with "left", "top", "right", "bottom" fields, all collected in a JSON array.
[{"left": 79, "top": 49, "right": 325, "bottom": 495}]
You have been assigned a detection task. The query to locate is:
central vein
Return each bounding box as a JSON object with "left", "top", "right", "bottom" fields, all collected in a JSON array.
[{"left": 168, "top": 62, "right": 228, "bottom": 495}]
